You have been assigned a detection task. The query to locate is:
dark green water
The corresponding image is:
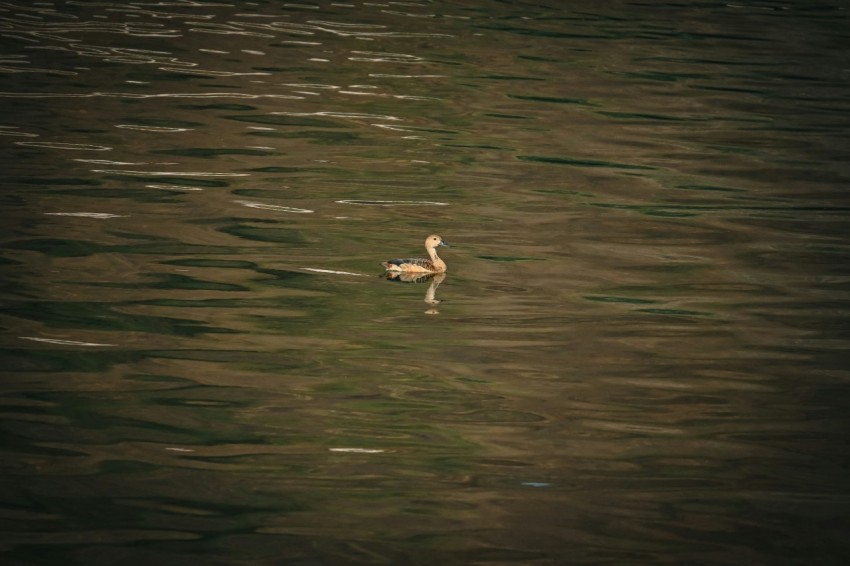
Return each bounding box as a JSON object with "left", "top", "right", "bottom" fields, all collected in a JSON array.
[{"left": 1, "top": 1, "right": 849, "bottom": 564}]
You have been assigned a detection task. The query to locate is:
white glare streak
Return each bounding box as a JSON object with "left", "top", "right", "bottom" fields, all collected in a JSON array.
[
  {"left": 302, "top": 268, "right": 365, "bottom": 276},
  {"left": 20, "top": 337, "right": 114, "bottom": 347},
  {"left": 44, "top": 212, "right": 125, "bottom": 218},
  {"left": 147, "top": 184, "right": 205, "bottom": 191},
  {"left": 235, "top": 200, "right": 314, "bottom": 213},
  {"left": 369, "top": 74, "right": 446, "bottom": 78},
  {"left": 115, "top": 125, "right": 192, "bottom": 132},
  {"left": 271, "top": 111, "right": 400, "bottom": 121},
  {"left": 0, "top": 92, "right": 303, "bottom": 100},
  {"left": 15, "top": 141, "right": 111, "bottom": 151},
  {"left": 93, "top": 170, "right": 249, "bottom": 177},
  {"left": 336, "top": 199, "right": 449, "bottom": 206}
]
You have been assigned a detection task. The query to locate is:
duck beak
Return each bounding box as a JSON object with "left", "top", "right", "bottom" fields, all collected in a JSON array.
[{"left": 439, "top": 240, "right": 450, "bottom": 247}]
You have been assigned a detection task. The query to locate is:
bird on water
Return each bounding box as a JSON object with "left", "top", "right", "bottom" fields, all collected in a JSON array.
[{"left": 381, "top": 234, "right": 450, "bottom": 274}]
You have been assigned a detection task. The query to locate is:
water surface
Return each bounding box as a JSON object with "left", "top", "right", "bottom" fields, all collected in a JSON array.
[{"left": 2, "top": 1, "right": 850, "bottom": 564}]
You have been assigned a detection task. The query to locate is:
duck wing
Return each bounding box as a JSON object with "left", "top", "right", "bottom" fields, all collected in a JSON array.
[{"left": 382, "top": 257, "right": 431, "bottom": 268}]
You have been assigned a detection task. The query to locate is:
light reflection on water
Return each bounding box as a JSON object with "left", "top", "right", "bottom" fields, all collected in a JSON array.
[{"left": 1, "top": 0, "right": 849, "bottom": 563}]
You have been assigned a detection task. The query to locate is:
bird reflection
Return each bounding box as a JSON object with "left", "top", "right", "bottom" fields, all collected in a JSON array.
[{"left": 384, "top": 272, "right": 446, "bottom": 314}]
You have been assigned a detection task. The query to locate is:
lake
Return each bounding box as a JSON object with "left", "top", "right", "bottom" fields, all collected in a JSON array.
[{"left": 1, "top": 1, "right": 849, "bottom": 564}]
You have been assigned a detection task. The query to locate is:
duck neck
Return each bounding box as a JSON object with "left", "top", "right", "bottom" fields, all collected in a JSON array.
[{"left": 428, "top": 247, "right": 446, "bottom": 271}]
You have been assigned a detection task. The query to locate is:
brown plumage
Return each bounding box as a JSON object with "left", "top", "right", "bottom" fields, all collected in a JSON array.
[{"left": 382, "top": 234, "right": 450, "bottom": 274}]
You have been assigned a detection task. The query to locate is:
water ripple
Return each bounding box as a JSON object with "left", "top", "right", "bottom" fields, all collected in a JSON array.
[
  {"left": 235, "top": 200, "right": 314, "bottom": 214},
  {"left": 348, "top": 51, "right": 425, "bottom": 63},
  {"left": 19, "top": 337, "right": 114, "bottom": 347},
  {"left": 0, "top": 17, "right": 180, "bottom": 39},
  {"left": 115, "top": 125, "right": 192, "bottom": 132},
  {"left": 15, "top": 141, "right": 111, "bottom": 151},
  {"left": 272, "top": 111, "right": 401, "bottom": 121},
  {"left": 0, "top": 55, "right": 77, "bottom": 75},
  {"left": 44, "top": 212, "right": 125, "bottom": 219},
  {"left": 336, "top": 199, "right": 449, "bottom": 206},
  {"left": 2, "top": 2, "right": 848, "bottom": 563},
  {"left": 0, "top": 125, "right": 38, "bottom": 137},
  {"left": 302, "top": 268, "right": 365, "bottom": 277},
  {"left": 91, "top": 169, "right": 249, "bottom": 177},
  {"left": 187, "top": 22, "right": 275, "bottom": 38},
  {"left": 146, "top": 184, "right": 205, "bottom": 192},
  {"left": 0, "top": 91, "right": 302, "bottom": 100}
]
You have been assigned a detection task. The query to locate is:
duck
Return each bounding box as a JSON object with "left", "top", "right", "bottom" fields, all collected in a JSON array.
[{"left": 382, "top": 234, "right": 450, "bottom": 274}]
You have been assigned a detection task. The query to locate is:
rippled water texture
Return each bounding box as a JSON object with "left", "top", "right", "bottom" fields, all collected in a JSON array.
[{"left": 2, "top": 1, "right": 849, "bottom": 563}]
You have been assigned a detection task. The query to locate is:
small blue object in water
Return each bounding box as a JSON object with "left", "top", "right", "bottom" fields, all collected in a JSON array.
[{"left": 521, "top": 482, "right": 552, "bottom": 488}]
